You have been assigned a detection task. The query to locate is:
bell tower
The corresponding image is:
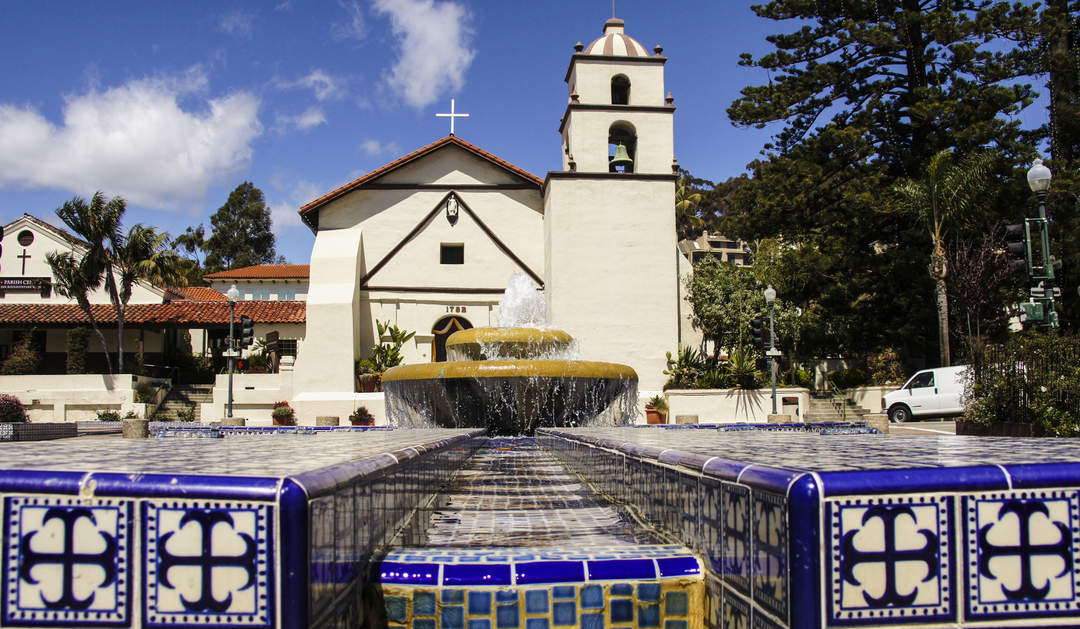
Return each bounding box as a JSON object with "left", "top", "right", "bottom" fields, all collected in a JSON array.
[{"left": 544, "top": 17, "right": 678, "bottom": 392}]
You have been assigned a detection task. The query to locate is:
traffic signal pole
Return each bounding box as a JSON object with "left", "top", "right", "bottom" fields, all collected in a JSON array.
[{"left": 227, "top": 301, "right": 235, "bottom": 418}]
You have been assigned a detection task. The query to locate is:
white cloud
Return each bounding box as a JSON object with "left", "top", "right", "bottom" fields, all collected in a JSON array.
[
  {"left": 331, "top": 0, "right": 366, "bottom": 41},
  {"left": 269, "top": 180, "right": 324, "bottom": 234},
  {"left": 0, "top": 70, "right": 262, "bottom": 209},
  {"left": 281, "top": 69, "right": 345, "bottom": 102},
  {"left": 218, "top": 10, "right": 255, "bottom": 39},
  {"left": 372, "top": 0, "right": 475, "bottom": 108},
  {"left": 275, "top": 106, "right": 327, "bottom": 133},
  {"left": 360, "top": 139, "right": 400, "bottom": 156}
]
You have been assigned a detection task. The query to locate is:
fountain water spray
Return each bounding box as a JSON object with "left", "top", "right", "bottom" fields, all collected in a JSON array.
[{"left": 382, "top": 274, "right": 638, "bottom": 435}]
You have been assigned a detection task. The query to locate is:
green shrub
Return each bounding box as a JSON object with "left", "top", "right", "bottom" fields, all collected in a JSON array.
[
  {"left": 828, "top": 367, "right": 868, "bottom": 389},
  {"left": 696, "top": 367, "right": 734, "bottom": 389},
  {"left": 866, "top": 348, "right": 905, "bottom": 385},
  {"left": 97, "top": 410, "right": 121, "bottom": 421},
  {"left": 663, "top": 345, "right": 704, "bottom": 390},
  {"left": 645, "top": 394, "right": 668, "bottom": 412},
  {"left": 349, "top": 406, "right": 374, "bottom": 425},
  {"left": 2, "top": 337, "right": 40, "bottom": 375},
  {"left": 134, "top": 382, "right": 157, "bottom": 404},
  {"left": 0, "top": 394, "right": 28, "bottom": 423},
  {"left": 726, "top": 347, "right": 761, "bottom": 389},
  {"left": 66, "top": 327, "right": 90, "bottom": 374},
  {"left": 965, "top": 332, "right": 1080, "bottom": 436},
  {"left": 176, "top": 407, "right": 196, "bottom": 422},
  {"left": 272, "top": 401, "right": 295, "bottom": 425}
]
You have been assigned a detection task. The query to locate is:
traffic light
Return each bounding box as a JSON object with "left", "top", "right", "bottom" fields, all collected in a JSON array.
[
  {"left": 240, "top": 315, "right": 254, "bottom": 348},
  {"left": 1005, "top": 223, "right": 1028, "bottom": 274},
  {"left": 236, "top": 358, "right": 247, "bottom": 372},
  {"left": 750, "top": 317, "right": 768, "bottom": 349}
]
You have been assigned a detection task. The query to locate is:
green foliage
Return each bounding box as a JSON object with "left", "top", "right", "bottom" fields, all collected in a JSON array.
[
  {"left": 1, "top": 337, "right": 40, "bottom": 375},
  {"left": 0, "top": 394, "right": 28, "bottom": 423},
  {"left": 683, "top": 257, "right": 761, "bottom": 351},
  {"left": 696, "top": 367, "right": 734, "bottom": 390},
  {"left": 204, "top": 182, "right": 277, "bottom": 272},
  {"left": 965, "top": 332, "right": 1080, "bottom": 436},
  {"left": 366, "top": 320, "right": 416, "bottom": 374},
  {"left": 645, "top": 395, "right": 668, "bottom": 412},
  {"left": 272, "top": 401, "right": 295, "bottom": 425},
  {"left": 96, "top": 410, "right": 121, "bottom": 421},
  {"left": 866, "top": 348, "right": 906, "bottom": 386},
  {"left": 175, "top": 407, "right": 196, "bottom": 422},
  {"left": 663, "top": 345, "right": 704, "bottom": 390},
  {"left": 134, "top": 382, "right": 157, "bottom": 404},
  {"left": 827, "top": 368, "right": 869, "bottom": 390},
  {"left": 725, "top": 346, "right": 761, "bottom": 389},
  {"left": 66, "top": 327, "right": 90, "bottom": 374},
  {"left": 349, "top": 406, "right": 374, "bottom": 425}
]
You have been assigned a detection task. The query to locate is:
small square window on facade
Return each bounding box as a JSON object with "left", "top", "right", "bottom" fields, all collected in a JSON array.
[{"left": 440, "top": 243, "right": 464, "bottom": 265}]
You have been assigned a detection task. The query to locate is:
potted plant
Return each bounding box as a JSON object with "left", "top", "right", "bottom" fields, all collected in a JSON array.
[
  {"left": 645, "top": 394, "right": 668, "bottom": 424},
  {"left": 349, "top": 406, "right": 375, "bottom": 426},
  {"left": 271, "top": 401, "right": 296, "bottom": 426},
  {"left": 355, "top": 359, "right": 380, "bottom": 393}
]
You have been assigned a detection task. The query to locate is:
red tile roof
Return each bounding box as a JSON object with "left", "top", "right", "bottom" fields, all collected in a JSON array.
[
  {"left": 203, "top": 264, "right": 310, "bottom": 280},
  {"left": 298, "top": 136, "right": 543, "bottom": 230},
  {"left": 0, "top": 301, "right": 306, "bottom": 325},
  {"left": 170, "top": 286, "right": 228, "bottom": 301}
]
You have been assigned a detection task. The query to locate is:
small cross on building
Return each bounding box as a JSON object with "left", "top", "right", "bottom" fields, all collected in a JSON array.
[{"left": 436, "top": 99, "right": 469, "bottom": 136}]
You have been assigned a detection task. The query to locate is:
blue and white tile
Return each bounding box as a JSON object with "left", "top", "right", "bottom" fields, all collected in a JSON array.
[
  {"left": 143, "top": 499, "right": 273, "bottom": 627},
  {"left": 825, "top": 494, "right": 954, "bottom": 624},
  {"left": 3, "top": 495, "right": 132, "bottom": 626},
  {"left": 964, "top": 489, "right": 1080, "bottom": 621},
  {"left": 721, "top": 483, "right": 751, "bottom": 596},
  {"left": 751, "top": 490, "right": 787, "bottom": 622}
]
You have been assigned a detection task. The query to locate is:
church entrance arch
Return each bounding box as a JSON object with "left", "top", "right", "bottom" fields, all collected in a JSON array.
[{"left": 432, "top": 315, "right": 472, "bottom": 362}]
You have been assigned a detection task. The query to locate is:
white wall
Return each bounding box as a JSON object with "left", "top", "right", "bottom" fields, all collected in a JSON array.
[
  {"left": 662, "top": 388, "right": 809, "bottom": 424},
  {"left": 2, "top": 374, "right": 166, "bottom": 421}
]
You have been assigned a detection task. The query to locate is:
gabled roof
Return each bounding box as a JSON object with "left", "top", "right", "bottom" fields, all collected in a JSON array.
[
  {"left": 4, "top": 213, "right": 89, "bottom": 250},
  {"left": 298, "top": 136, "right": 543, "bottom": 231},
  {"left": 0, "top": 301, "right": 306, "bottom": 325},
  {"left": 203, "top": 264, "right": 310, "bottom": 280}
]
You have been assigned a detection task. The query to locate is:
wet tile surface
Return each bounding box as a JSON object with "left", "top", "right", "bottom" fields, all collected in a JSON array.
[{"left": 418, "top": 438, "right": 656, "bottom": 547}]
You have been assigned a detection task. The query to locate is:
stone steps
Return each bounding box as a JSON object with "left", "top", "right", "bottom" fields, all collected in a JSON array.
[{"left": 152, "top": 384, "right": 214, "bottom": 421}]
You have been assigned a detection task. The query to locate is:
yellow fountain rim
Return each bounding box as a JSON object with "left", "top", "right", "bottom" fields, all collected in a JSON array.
[
  {"left": 445, "top": 327, "right": 573, "bottom": 347},
  {"left": 382, "top": 360, "right": 637, "bottom": 382}
]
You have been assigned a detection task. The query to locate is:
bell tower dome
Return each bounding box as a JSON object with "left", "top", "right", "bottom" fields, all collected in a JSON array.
[
  {"left": 558, "top": 17, "right": 674, "bottom": 174},
  {"left": 543, "top": 18, "right": 678, "bottom": 392}
]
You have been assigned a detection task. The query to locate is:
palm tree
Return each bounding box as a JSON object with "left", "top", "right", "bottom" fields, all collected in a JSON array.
[
  {"left": 47, "top": 192, "right": 124, "bottom": 373},
  {"left": 107, "top": 224, "right": 183, "bottom": 371},
  {"left": 895, "top": 149, "right": 996, "bottom": 367},
  {"left": 676, "top": 174, "right": 705, "bottom": 241},
  {"left": 45, "top": 250, "right": 113, "bottom": 375}
]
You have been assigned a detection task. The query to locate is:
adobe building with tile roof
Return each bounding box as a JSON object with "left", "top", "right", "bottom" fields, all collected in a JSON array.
[
  {"left": 291, "top": 17, "right": 678, "bottom": 417},
  {"left": 0, "top": 213, "right": 305, "bottom": 374}
]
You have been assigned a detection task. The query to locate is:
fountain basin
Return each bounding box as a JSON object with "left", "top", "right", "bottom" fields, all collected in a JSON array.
[
  {"left": 446, "top": 327, "right": 574, "bottom": 360},
  {"left": 382, "top": 359, "right": 637, "bottom": 435}
]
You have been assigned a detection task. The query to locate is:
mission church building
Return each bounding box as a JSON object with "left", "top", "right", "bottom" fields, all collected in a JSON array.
[{"left": 290, "top": 17, "right": 679, "bottom": 417}]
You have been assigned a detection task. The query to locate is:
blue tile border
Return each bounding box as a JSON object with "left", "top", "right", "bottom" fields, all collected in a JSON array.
[
  {"left": 377, "top": 547, "right": 700, "bottom": 588},
  {"left": 2, "top": 496, "right": 133, "bottom": 627}
]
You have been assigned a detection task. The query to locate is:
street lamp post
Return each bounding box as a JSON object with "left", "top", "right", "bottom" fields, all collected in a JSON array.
[
  {"left": 1026, "top": 159, "right": 1057, "bottom": 327},
  {"left": 226, "top": 284, "right": 239, "bottom": 418},
  {"left": 764, "top": 285, "right": 778, "bottom": 415}
]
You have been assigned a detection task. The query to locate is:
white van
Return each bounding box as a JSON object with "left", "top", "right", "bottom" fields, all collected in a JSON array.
[{"left": 883, "top": 365, "right": 969, "bottom": 423}]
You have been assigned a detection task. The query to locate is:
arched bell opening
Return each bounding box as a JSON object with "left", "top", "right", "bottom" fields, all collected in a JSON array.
[
  {"left": 432, "top": 315, "right": 473, "bottom": 362},
  {"left": 608, "top": 122, "right": 637, "bottom": 173},
  {"left": 611, "top": 74, "right": 630, "bottom": 105}
]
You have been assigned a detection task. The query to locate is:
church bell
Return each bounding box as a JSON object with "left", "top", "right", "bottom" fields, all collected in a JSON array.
[{"left": 610, "top": 143, "right": 633, "bottom": 170}]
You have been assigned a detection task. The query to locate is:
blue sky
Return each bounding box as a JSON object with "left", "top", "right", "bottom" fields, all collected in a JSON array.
[{"left": 0, "top": 1, "right": 1049, "bottom": 265}]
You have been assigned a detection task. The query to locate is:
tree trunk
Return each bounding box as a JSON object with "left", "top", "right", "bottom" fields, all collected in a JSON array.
[{"left": 936, "top": 277, "right": 950, "bottom": 367}]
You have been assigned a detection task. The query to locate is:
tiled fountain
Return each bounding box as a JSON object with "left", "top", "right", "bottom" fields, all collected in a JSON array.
[{"left": 1, "top": 276, "right": 1078, "bottom": 627}]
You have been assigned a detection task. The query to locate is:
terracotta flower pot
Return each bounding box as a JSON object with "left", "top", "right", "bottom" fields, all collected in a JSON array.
[{"left": 645, "top": 409, "right": 666, "bottom": 424}]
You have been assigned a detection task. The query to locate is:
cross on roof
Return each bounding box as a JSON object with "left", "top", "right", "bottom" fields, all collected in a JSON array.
[{"left": 436, "top": 99, "right": 469, "bottom": 136}]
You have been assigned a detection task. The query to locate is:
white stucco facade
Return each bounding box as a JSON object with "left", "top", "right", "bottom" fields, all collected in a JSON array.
[{"left": 291, "top": 17, "right": 679, "bottom": 415}]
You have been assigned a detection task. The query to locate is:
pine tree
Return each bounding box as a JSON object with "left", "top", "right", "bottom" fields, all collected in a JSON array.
[{"left": 204, "top": 182, "right": 277, "bottom": 272}]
